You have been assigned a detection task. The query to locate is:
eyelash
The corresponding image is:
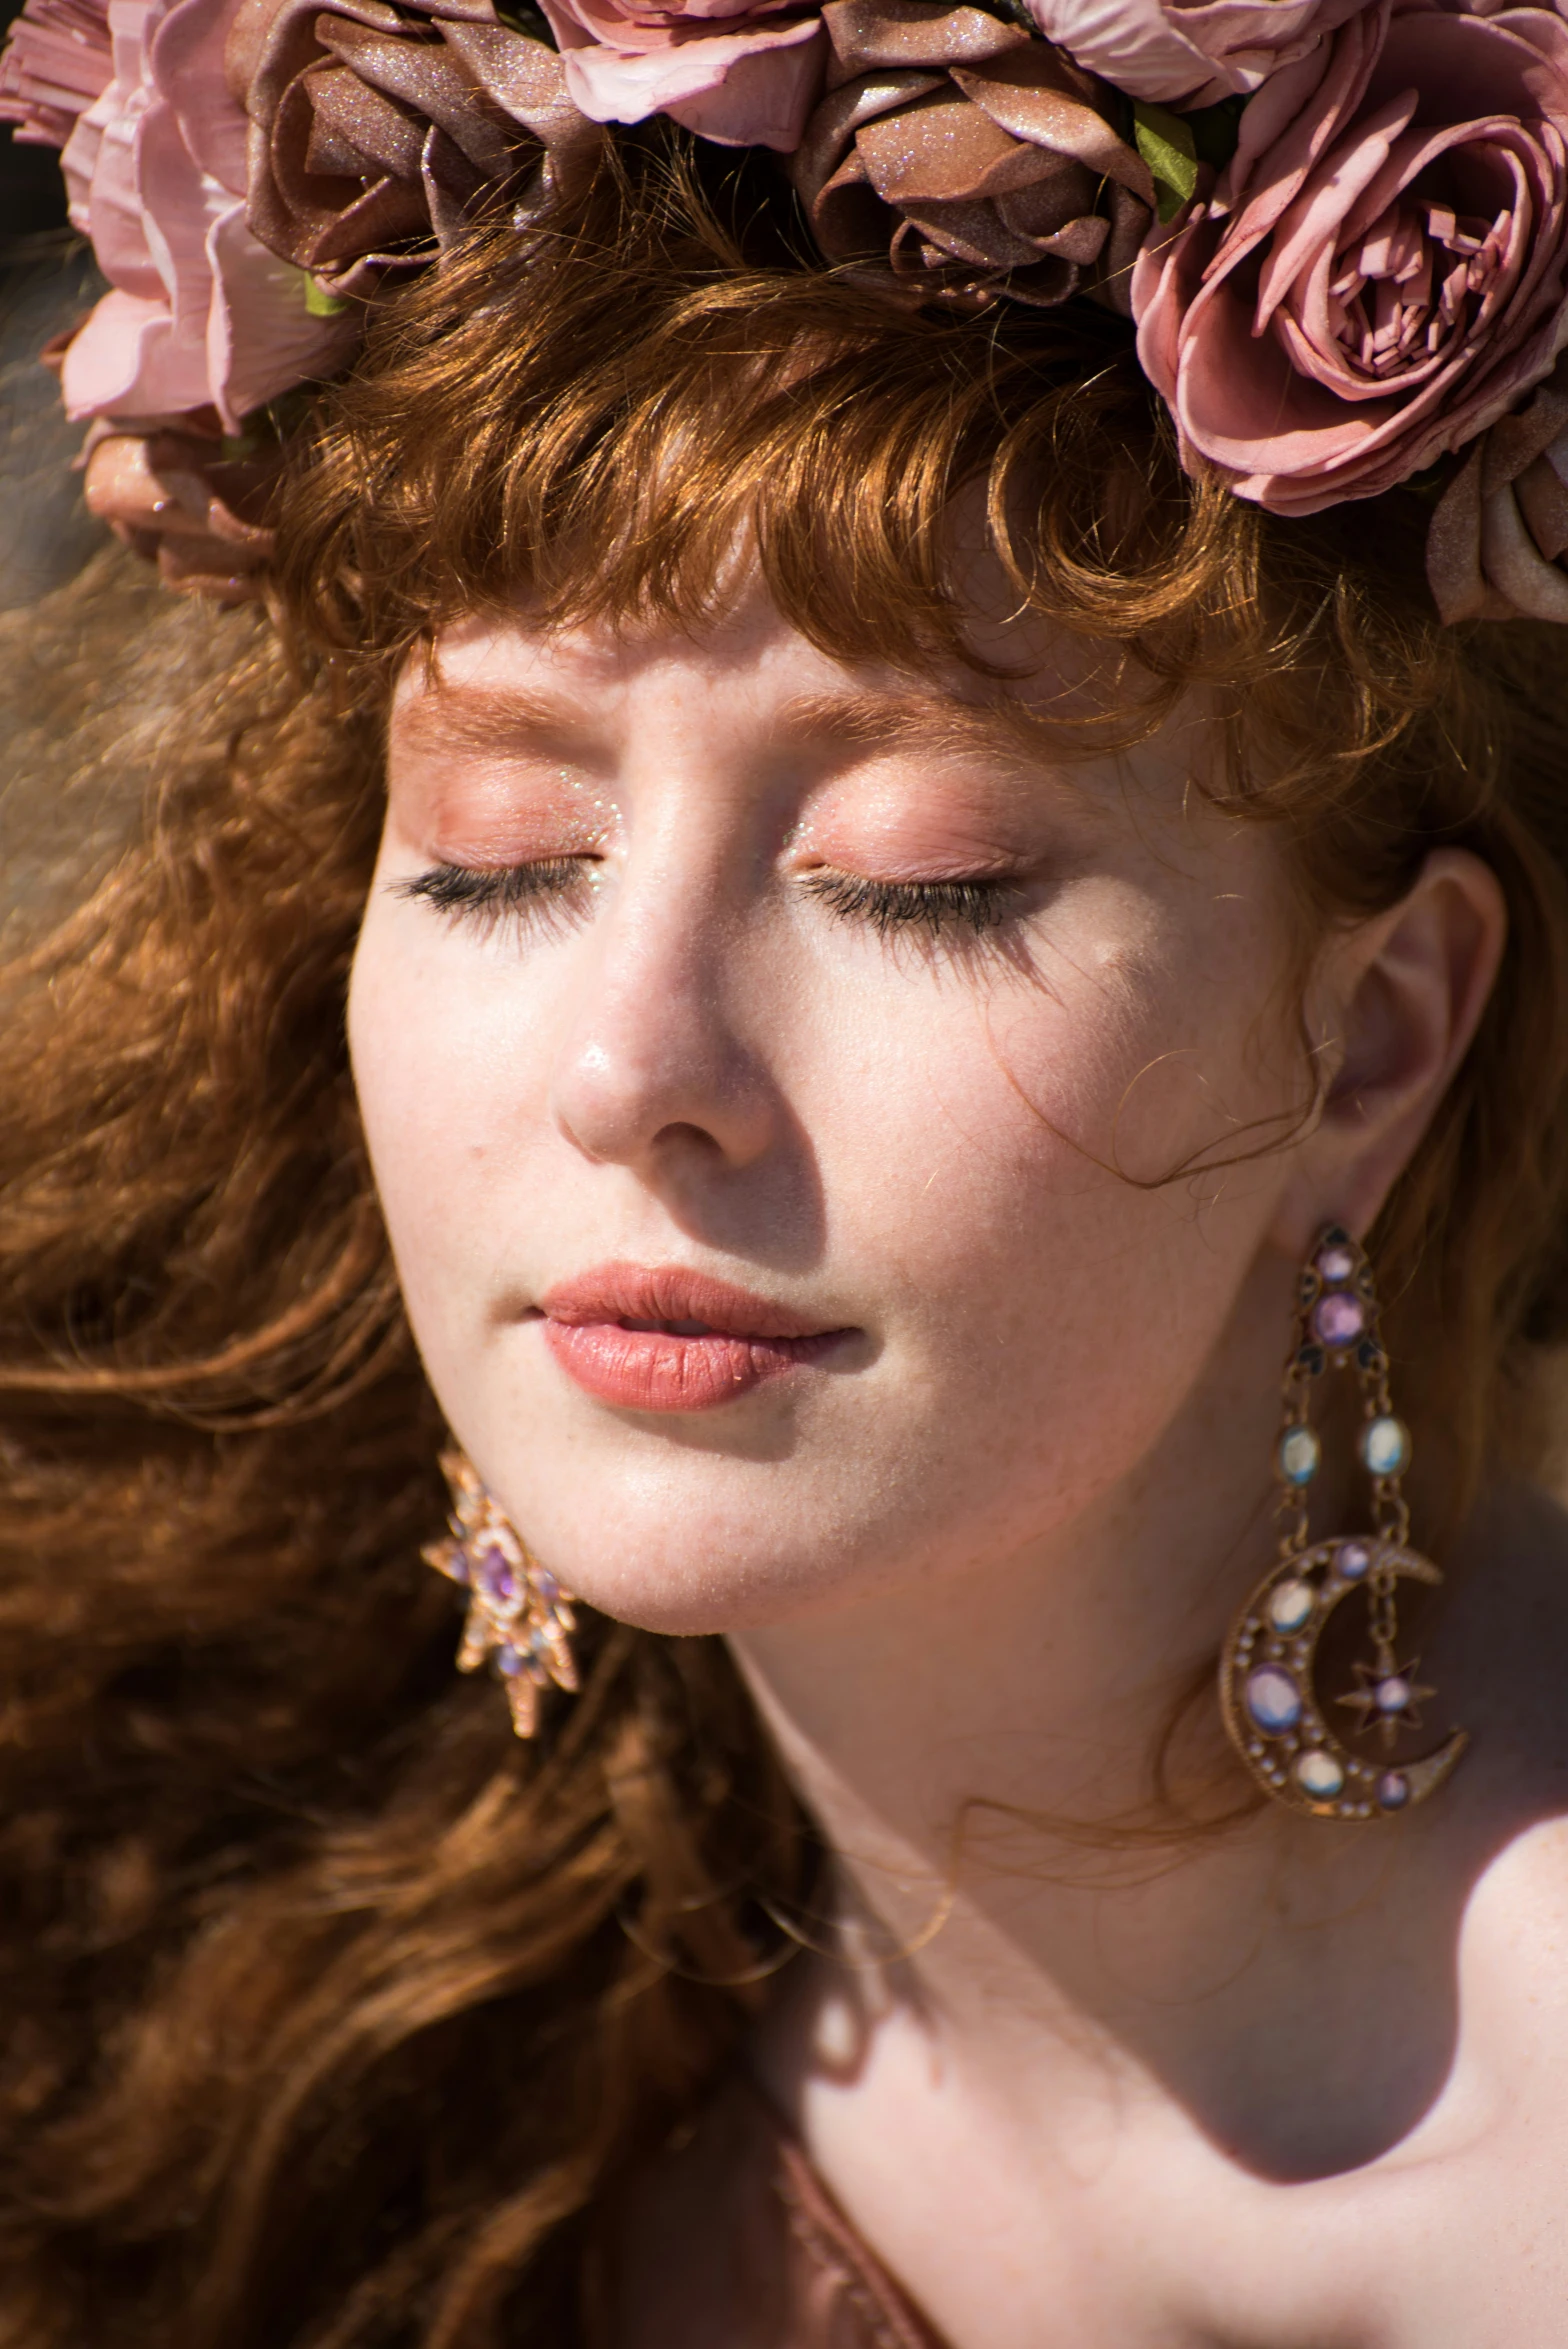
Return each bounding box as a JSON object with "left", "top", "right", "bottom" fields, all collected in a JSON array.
[
  {"left": 398, "top": 859, "right": 588, "bottom": 920},
  {"left": 399, "top": 860, "right": 1022, "bottom": 940},
  {"left": 800, "top": 871, "right": 1018, "bottom": 938}
]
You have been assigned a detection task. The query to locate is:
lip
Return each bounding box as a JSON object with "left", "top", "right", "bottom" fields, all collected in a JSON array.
[{"left": 537, "top": 1262, "right": 856, "bottom": 1413}]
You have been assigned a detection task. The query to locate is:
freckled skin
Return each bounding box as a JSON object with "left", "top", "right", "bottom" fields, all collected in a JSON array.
[
  {"left": 352, "top": 593, "right": 1300, "bottom": 1633},
  {"left": 351, "top": 581, "right": 1568, "bottom": 2349}
]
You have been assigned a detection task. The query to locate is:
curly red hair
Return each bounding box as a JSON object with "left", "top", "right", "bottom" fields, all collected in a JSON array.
[{"left": 4, "top": 133, "right": 1568, "bottom": 2347}]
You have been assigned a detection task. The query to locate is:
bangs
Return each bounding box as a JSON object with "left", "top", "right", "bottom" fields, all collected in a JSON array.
[
  {"left": 275, "top": 135, "right": 1482, "bottom": 880},
  {"left": 278, "top": 147, "right": 1262, "bottom": 707}
]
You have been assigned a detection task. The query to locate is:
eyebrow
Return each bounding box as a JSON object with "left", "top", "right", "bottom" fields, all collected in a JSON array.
[
  {"left": 771, "top": 689, "right": 1038, "bottom": 764},
  {"left": 391, "top": 683, "right": 586, "bottom": 762},
  {"left": 392, "top": 677, "right": 1044, "bottom": 769}
]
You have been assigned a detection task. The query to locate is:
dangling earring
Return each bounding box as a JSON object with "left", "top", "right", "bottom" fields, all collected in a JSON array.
[
  {"left": 1218, "top": 1225, "right": 1467, "bottom": 1820},
  {"left": 423, "top": 1449, "right": 579, "bottom": 1740}
]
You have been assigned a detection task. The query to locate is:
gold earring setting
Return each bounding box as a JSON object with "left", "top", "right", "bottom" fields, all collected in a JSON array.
[{"left": 424, "top": 1450, "right": 579, "bottom": 1739}]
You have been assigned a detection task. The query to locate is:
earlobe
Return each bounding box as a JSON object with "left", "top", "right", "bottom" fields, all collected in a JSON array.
[{"left": 1274, "top": 848, "right": 1508, "bottom": 1253}]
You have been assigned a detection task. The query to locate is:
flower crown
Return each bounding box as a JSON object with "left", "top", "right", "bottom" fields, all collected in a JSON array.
[{"left": 6, "top": 0, "right": 1568, "bottom": 620}]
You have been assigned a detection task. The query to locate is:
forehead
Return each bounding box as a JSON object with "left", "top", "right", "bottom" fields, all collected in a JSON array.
[{"left": 390, "top": 584, "right": 1153, "bottom": 778}]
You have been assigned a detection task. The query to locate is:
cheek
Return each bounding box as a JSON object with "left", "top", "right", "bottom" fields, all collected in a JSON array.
[
  {"left": 346, "top": 890, "right": 518, "bottom": 1365},
  {"left": 345, "top": 852, "right": 1293, "bottom": 1627},
  {"left": 829, "top": 899, "right": 1257, "bottom": 1284},
  {"left": 818, "top": 907, "right": 1288, "bottom": 1506}
]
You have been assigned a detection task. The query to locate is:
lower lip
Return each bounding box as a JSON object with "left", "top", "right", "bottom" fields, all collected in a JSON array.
[{"left": 542, "top": 1320, "right": 847, "bottom": 1412}]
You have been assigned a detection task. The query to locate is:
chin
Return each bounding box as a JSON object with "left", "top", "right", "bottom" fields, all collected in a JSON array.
[{"left": 494, "top": 1492, "right": 885, "bottom": 1639}]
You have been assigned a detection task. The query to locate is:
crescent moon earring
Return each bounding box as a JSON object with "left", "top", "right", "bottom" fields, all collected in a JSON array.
[
  {"left": 423, "top": 1449, "right": 579, "bottom": 1739},
  {"left": 1218, "top": 1226, "right": 1468, "bottom": 1820}
]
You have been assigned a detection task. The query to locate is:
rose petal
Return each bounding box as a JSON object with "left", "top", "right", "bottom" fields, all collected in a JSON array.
[
  {"left": 1028, "top": 0, "right": 1371, "bottom": 107},
  {"left": 557, "top": 9, "right": 820, "bottom": 137},
  {"left": 0, "top": 0, "right": 115, "bottom": 147},
  {"left": 1479, "top": 466, "right": 1568, "bottom": 614},
  {"left": 797, "top": 0, "right": 1151, "bottom": 303},
  {"left": 60, "top": 285, "right": 172, "bottom": 414},
  {"left": 241, "top": 2, "right": 595, "bottom": 293},
  {"left": 151, "top": 0, "right": 249, "bottom": 193},
  {"left": 205, "top": 205, "right": 359, "bottom": 423}
]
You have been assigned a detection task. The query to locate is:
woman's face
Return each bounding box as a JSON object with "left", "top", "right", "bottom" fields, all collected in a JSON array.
[{"left": 350, "top": 580, "right": 1305, "bottom": 1633}]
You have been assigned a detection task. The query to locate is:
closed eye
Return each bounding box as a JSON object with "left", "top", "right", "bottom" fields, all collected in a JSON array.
[
  {"left": 803, "top": 871, "right": 1025, "bottom": 939},
  {"left": 396, "top": 858, "right": 595, "bottom": 935},
  {"left": 396, "top": 861, "right": 1029, "bottom": 946}
]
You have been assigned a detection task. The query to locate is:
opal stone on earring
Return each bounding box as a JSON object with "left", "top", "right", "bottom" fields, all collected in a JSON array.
[
  {"left": 423, "top": 1449, "right": 579, "bottom": 1739},
  {"left": 1217, "top": 1226, "right": 1467, "bottom": 1821}
]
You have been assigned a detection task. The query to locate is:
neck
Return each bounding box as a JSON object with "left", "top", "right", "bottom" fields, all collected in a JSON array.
[{"left": 726, "top": 1253, "right": 1460, "bottom": 2181}]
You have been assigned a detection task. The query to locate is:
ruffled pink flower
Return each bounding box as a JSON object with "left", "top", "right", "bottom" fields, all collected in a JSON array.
[
  {"left": 1026, "top": 0, "right": 1370, "bottom": 110},
  {"left": 0, "top": 0, "right": 113, "bottom": 149},
  {"left": 537, "top": 0, "right": 825, "bottom": 150},
  {"left": 1133, "top": 0, "right": 1568, "bottom": 514},
  {"left": 44, "top": 0, "right": 357, "bottom": 431}
]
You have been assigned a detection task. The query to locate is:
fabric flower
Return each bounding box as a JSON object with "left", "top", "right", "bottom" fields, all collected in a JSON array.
[
  {"left": 28, "top": 0, "right": 358, "bottom": 430},
  {"left": 0, "top": 0, "right": 114, "bottom": 150},
  {"left": 1024, "top": 0, "right": 1370, "bottom": 111},
  {"left": 81, "top": 416, "right": 280, "bottom": 600},
  {"left": 535, "top": 0, "right": 823, "bottom": 150},
  {"left": 1133, "top": 0, "right": 1568, "bottom": 513},
  {"left": 230, "top": 0, "right": 598, "bottom": 299},
  {"left": 1426, "top": 357, "right": 1568, "bottom": 619},
  {"left": 793, "top": 0, "right": 1153, "bottom": 310}
]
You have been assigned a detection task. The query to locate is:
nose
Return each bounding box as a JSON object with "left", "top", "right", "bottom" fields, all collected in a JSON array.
[{"left": 548, "top": 869, "right": 783, "bottom": 1174}]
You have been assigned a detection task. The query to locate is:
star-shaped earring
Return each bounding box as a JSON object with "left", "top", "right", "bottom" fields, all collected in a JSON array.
[{"left": 1337, "top": 1654, "right": 1436, "bottom": 1750}]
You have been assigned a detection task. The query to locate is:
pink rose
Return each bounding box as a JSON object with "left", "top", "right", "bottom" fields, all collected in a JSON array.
[
  {"left": 34, "top": 0, "right": 356, "bottom": 431},
  {"left": 0, "top": 0, "right": 114, "bottom": 150},
  {"left": 537, "top": 0, "right": 825, "bottom": 150},
  {"left": 1026, "top": 0, "right": 1370, "bottom": 110},
  {"left": 1134, "top": 0, "right": 1568, "bottom": 513}
]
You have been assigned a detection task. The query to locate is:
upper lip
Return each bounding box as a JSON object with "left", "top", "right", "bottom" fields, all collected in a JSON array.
[{"left": 538, "top": 1262, "right": 846, "bottom": 1341}]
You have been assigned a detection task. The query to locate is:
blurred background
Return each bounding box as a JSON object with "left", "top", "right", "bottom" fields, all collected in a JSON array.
[
  {"left": 2, "top": 0, "right": 69, "bottom": 237},
  {"left": 2, "top": 0, "right": 112, "bottom": 609}
]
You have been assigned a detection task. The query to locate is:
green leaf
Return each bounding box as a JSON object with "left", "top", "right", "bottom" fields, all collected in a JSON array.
[
  {"left": 303, "top": 274, "right": 349, "bottom": 318},
  {"left": 1132, "top": 98, "right": 1198, "bottom": 225}
]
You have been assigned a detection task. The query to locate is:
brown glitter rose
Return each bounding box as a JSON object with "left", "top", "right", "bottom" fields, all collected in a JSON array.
[
  {"left": 227, "top": 0, "right": 600, "bottom": 301},
  {"left": 1426, "top": 358, "right": 1568, "bottom": 623},
  {"left": 791, "top": 0, "right": 1155, "bottom": 311}
]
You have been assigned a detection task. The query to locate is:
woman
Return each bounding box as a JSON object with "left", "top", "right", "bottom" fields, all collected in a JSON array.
[{"left": 6, "top": 0, "right": 1568, "bottom": 2339}]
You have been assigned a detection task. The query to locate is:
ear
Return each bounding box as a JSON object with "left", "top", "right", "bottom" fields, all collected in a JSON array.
[{"left": 1273, "top": 849, "right": 1507, "bottom": 1257}]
